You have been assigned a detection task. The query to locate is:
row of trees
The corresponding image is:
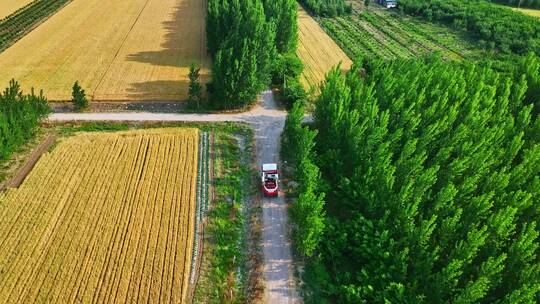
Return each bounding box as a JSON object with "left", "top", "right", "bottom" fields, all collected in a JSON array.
[
  {"left": 206, "top": 0, "right": 300, "bottom": 109},
  {"left": 399, "top": 0, "right": 540, "bottom": 55},
  {"left": 0, "top": 0, "right": 69, "bottom": 53},
  {"left": 300, "top": 0, "right": 352, "bottom": 17},
  {"left": 282, "top": 102, "right": 325, "bottom": 257},
  {"left": 284, "top": 56, "right": 540, "bottom": 303},
  {"left": 0, "top": 80, "right": 49, "bottom": 162}
]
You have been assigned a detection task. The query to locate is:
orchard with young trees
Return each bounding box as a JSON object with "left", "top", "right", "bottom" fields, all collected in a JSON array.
[
  {"left": 399, "top": 0, "right": 540, "bottom": 55},
  {"left": 299, "top": 0, "right": 352, "bottom": 17},
  {"left": 206, "top": 0, "right": 301, "bottom": 109},
  {"left": 0, "top": 80, "right": 49, "bottom": 162},
  {"left": 284, "top": 56, "right": 540, "bottom": 303}
]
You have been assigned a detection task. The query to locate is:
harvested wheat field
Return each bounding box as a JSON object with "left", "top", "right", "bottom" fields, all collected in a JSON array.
[
  {"left": 0, "top": 128, "right": 200, "bottom": 303},
  {"left": 514, "top": 7, "right": 540, "bottom": 18},
  {"left": 0, "top": 0, "right": 209, "bottom": 101},
  {"left": 0, "top": 0, "right": 33, "bottom": 19},
  {"left": 297, "top": 5, "right": 352, "bottom": 89}
]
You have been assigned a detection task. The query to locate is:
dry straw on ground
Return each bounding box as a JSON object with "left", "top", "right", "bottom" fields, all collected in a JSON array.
[
  {"left": 0, "top": 128, "right": 199, "bottom": 303},
  {"left": 297, "top": 5, "right": 352, "bottom": 89},
  {"left": 0, "top": 0, "right": 33, "bottom": 19},
  {"left": 0, "top": 0, "right": 210, "bottom": 102}
]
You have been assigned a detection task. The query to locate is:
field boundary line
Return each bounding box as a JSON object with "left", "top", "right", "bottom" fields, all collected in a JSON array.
[
  {"left": 91, "top": 0, "right": 152, "bottom": 100},
  {"left": 188, "top": 131, "right": 210, "bottom": 302}
]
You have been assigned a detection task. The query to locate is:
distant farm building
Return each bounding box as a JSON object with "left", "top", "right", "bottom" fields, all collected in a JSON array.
[{"left": 377, "top": 0, "right": 398, "bottom": 8}]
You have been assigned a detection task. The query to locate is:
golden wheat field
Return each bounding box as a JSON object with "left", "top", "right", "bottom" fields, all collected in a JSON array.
[
  {"left": 297, "top": 5, "right": 352, "bottom": 89},
  {"left": 0, "top": 0, "right": 33, "bottom": 19},
  {"left": 0, "top": 0, "right": 209, "bottom": 102},
  {"left": 0, "top": 128, "right": 199, "bottom": 303},
  {"left": 514, "top": 7, "right": 540, "bottom": 18}
]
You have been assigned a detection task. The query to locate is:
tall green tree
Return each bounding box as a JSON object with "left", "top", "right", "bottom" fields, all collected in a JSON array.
[
  {"left": 283, "top": 102, "right": 326, "bottom": 257},
  {"left": 0, "top": 80, "right": 49, "bottom": 162},
  {"left": 206, "top": 0, "right": 276, "bottom": 109},
  {"left": 299, "top": 0, "right": 351, "bottom": 17},
  {"left": 71, "top": 81, "right": 88, "bottom": 111},
  {"left": 299, "top": 57, "right": 540, "bottom": 303},
  {"left": 399, "top": 0, "right": 540, "bottom": 55},
  {"left": 188, "top": 63, "right": 202, "bottom": 109},
  {"left": 262, "top": 0, "right": 298, "bottom": 54}
]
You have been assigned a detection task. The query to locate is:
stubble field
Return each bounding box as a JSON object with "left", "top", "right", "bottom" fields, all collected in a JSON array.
[
  {"left": 514, "top": 7, "right": 540, "bottom": 18},
  {"left": 0, "top": 128, "right": 200, "bottom": 303},
  {"left": 0, "top": 0, "right": 33, "bottom": 19},
  {"left": 0, "top": 0, "right": 210, "bottom": 102},
  {"left": 297, "top": 5, "right": 352, "bottom": 89}
]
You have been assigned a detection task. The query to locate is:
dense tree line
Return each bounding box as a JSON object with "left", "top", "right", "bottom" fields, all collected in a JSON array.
[
  {"left": 206, "top": 0, "right": 300, "bottom": 109},
  {"left": 0, "top": 0, "right": 70, "bottom": 53},
  {"left": 300, "top": 0, "right": 352, "bottom": 17},
  {"left": 494, "top": 0, "right": 540, "bottom": 9},
  {"left": 282, "top": 102, "right": 325, "bottom": 256},
  {"left": 0, "top": 80, "right": 49, "bottom": 162},
  {"left": 399, "top": 0, "right": 540, "bottom": 55},
  {"left": 284, "top": 57, "right": 540, "bottom": 303}
]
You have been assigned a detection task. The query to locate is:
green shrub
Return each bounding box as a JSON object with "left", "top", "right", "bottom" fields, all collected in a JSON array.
[
  {"left": 283, "top": 77, "right": 306, "bottom": 108},
  {"left": 71, "top": 81, "right": 88, "bottom": 111},
  {"left": 272, "top": 53, "right": 304, "bottom": 85}
]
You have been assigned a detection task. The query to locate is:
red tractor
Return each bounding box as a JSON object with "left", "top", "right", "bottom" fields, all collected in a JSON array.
[{"left": 261, "top": 163, "right": 279, "bottom": 197}]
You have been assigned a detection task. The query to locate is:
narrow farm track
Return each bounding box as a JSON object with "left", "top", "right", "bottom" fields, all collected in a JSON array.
[{"left": 49, "top": 90, "right": 301, "bottom": 303}]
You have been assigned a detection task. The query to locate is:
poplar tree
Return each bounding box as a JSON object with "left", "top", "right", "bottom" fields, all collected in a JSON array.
[
  {"left": 284, "top": 102, "right": 326, "bottom": 258},
  {"left": 262, "top": 0, "right": 298, "bottom": 54},
  {"left": 188, "top": 64, "right": 202, "bottom": 109},
  {"left": 206, "top": 0, "right": 276, "bottom": 109},
  {"left": 71, "top": 81, "right": 87, "bottom": 110},
  {"left": 302, "top": 57, "right": 540, "bottom": 303},
  {"left": 0, "top": 80, "right": 48, "bottom": 162}
]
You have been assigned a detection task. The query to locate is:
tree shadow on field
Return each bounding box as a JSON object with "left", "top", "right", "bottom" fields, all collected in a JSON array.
[
  {"left": 125, "top": 0, "right": 208, "bottom": 69},
  {"left": 124, "top": 0, "right": 209, "bottom": 101},
  {"left": 124, "top": 80, "right": 190, "bottom": 101}
]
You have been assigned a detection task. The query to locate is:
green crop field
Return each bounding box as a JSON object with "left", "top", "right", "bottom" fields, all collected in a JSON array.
[{"left": 319, "top": 5, "right": 481, "bottom": 61}]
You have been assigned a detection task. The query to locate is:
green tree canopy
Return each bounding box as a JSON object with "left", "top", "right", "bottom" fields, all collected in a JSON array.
[{"left": 300, "top": 57, "right": 540, "bottom": 303}]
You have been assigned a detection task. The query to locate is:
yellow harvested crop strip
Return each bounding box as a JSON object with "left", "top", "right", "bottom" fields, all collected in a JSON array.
[
  {"left": 297, "top": 5, "right": 352, "bottom": 89},
  {"left": 0, "top": 0, "right": 209, "bottom": 102},
  {"left": 514, "top": 7, "right": 540, "bottom": 18},
  {"left": 0, "top": 0, "right": 34, "bottom": 19},
  {"left": 0, "top": 128, "right": 200, "bottom": 304}
]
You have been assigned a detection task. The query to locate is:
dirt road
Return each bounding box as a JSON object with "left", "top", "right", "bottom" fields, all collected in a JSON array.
[{"left": 49, "top": 90, "right": 301, "bottom": 303}]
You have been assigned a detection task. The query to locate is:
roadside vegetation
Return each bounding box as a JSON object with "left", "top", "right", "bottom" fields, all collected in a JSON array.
[
  {"left": 300, "top": 0, "right": 352, "bottom": 17},
  {"left": 0, "top": 80, "right": 49, "bottom": 164},
  {"left": 0, "top": 0, "right": 69, "bottom": 53},
  {"left": 206, "top": 0, "right": 304, "bottom": 109},
  {"left": 284, "top": 55, "right": 540, "bottom": 303},
  {"left": 194, "top": 125, "right": 258, "bottom": 303}
]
